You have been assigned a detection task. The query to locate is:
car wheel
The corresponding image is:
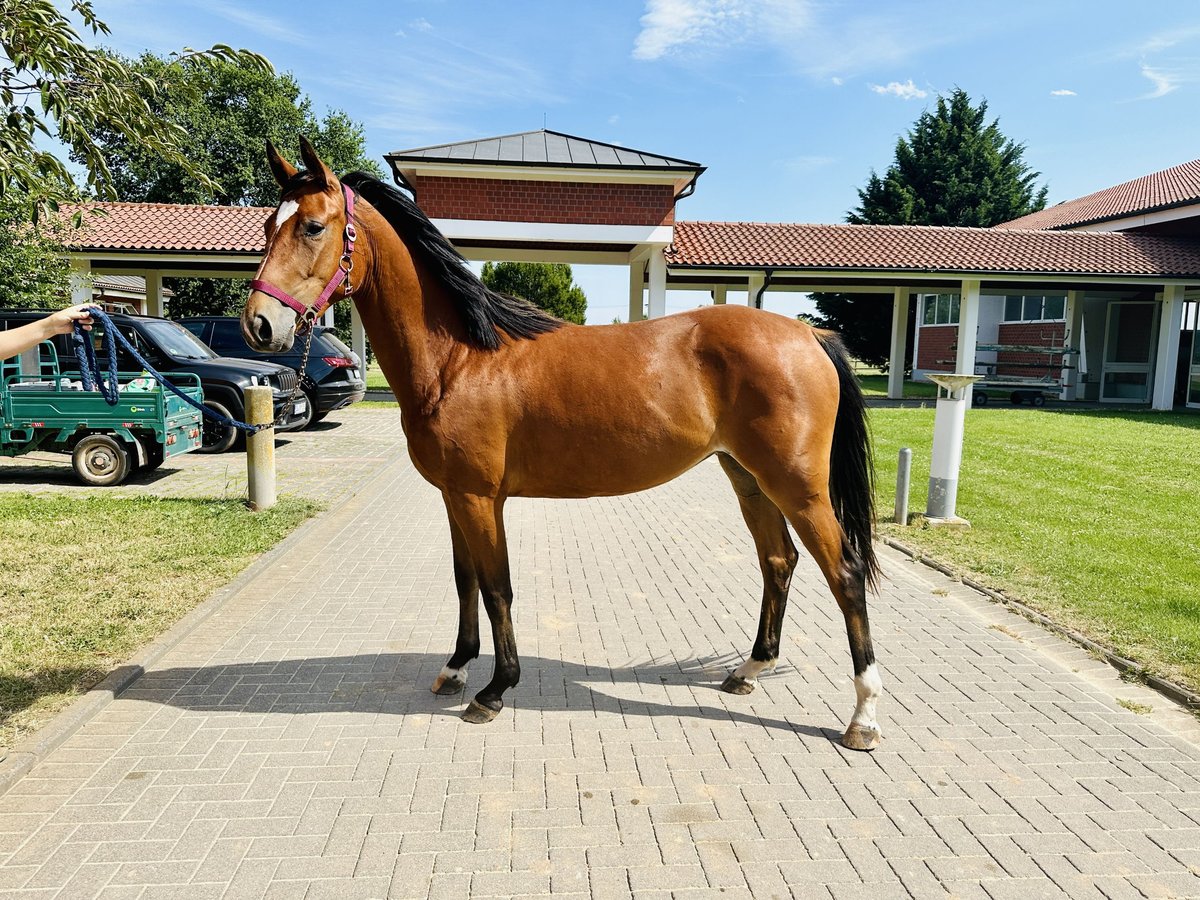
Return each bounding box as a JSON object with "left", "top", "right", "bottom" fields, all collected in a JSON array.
[
  {"left": 298, "top": 390, "right": 319, "bottom": 430},
  {"left": 72, "top": 434, "right": 131, "bottom": 486},
  {"left": 138, "top": 438, "right": 165, "bottom": 471},
  {"left": 198, "top": 399, "right": 239, "bottom": 453}
]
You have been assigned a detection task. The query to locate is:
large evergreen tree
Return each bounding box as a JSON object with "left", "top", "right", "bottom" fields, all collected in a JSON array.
[
  {"left": 814, "top": 89, "right": 1048, "bottom": 368},
  {"left": 480, "top": 262, "right": 587, "bottom": 325},
  {"left": 76, "top": 52, "right": 384, "bottom": 339}
]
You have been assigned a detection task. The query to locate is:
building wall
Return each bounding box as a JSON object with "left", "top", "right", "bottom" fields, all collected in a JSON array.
[
  {"left": 994, "top": 322, "right": 1067, "bottom": 377},
  {"left": 915, "top": 324, "right": 957, "bottom": 373},
  {"left": 411, "top": 175, "right": 676, "bottom": 226}
]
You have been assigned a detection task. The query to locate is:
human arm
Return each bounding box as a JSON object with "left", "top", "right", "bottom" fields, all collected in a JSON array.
[{"left": 0, "top": 306, "right": 94, "bottom": 360}]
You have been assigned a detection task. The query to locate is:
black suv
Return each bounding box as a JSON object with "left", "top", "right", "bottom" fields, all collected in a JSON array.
[
  {"left": 180, "top": 317, "right": 365, "bottom": 429},
  {"left": 0, "top": 309, "right": 307, "bottom": 453}
]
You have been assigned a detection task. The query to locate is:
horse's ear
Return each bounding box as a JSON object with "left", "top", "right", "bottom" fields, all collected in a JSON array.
[
  {"left": 298, "top": 136, "right": 334, "bottom": 189},
  {"left": 266, "top": 140, "right": 298, "bottom": 187}
]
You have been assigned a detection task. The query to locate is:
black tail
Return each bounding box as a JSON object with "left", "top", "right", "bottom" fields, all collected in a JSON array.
[{"left": 815, "top": 331, "right": 879, "bottom": 591}]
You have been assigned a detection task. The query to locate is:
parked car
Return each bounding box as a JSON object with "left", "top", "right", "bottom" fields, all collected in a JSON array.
[
  {"left": 179, "top": 317, "right": 365, "bottom": 429},
  {"left": 0, "top": 310, "right": 308, "bottom": 453}
]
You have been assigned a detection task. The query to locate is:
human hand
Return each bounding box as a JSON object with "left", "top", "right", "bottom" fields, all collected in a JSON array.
[{"left": 45, "top": 305, "right": 95, "bottom": 336}]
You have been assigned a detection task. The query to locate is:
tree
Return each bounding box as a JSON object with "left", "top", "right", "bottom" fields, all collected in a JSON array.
[
  {"left": 0, "top": 194, "right": 73, "bottom": 309},
  {"left": 79, "top": 51, "right": 385, "bottom": 339},
  {"left": 83, "top": 53, "right": 382, "bottom": 207},
  {"left": 814, "top": 89, "right": 1048, "bottom": 368},
  {"left": 0, "top": 0, "right": 270, "bottom": 220},
  {"left": 480, "top": 262, "right": 587, "bottom": 325}
]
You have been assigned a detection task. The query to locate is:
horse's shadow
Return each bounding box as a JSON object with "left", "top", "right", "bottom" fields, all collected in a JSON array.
[{"left": 114, "top": 651, "right": 838, "bottom": 743}]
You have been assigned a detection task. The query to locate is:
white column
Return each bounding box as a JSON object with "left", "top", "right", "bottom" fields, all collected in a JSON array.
[
  {"left": 956, "top": 279, "right": 981, "bottom": 374},
  {"left": 888, "top": 288, "right": 910, "bottom": 399},
  {"left": 145, "top": 270, "right": 164, "bottom": 318},
  {"left": 322, "top": 307, "right": 335, "bottom": 328},
  {"left": 746, "top": 272, "right": 764, "bottom": 309},
  {"left": 69, "top": 259, "right": 92, "bottom": 307},
  {"left": 628, "top": 258, "right": 646, "bottom": 322},
  {"left": 350, "top": 302, "right": 368, "bottom": 367},
  {"left": 713, "top": 285, "right": 727, "bottom": 305},
  {"left": 647, "top": 247, "right": 667, "bottom": 319},
  {"left": 1061, "top": 290, "right": 1084, "bottom": 400},
  {"left": 1151, "top": 283, "right": 1185, "bottom": 410}
]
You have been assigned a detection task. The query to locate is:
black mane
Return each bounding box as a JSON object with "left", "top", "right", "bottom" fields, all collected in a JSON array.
[{"left": 338, "top": 171, "right": 566, "bottom": 350}]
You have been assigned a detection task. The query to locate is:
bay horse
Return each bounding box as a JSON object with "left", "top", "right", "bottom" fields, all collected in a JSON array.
[{"left": 242, "top": 138, "right": 883, "bottom": 751}]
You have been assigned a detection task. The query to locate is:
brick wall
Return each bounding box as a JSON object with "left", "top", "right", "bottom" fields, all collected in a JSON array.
[
  {"left": 995, "top": 322, "right": 1066, "bottom": 377},
  {"left": 916, "top": 325, "right": 957, "bottom": 372},
  {"left": 411, "top": 175, "right": 676, "bottom": 226}
]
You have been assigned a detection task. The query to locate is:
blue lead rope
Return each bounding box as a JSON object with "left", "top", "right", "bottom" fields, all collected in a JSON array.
[{"left": 73, "top": 306, "right": 266, "bottom": 434}]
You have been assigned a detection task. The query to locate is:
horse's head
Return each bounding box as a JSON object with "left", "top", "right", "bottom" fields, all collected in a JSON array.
[{"left": 243, "top": 137, "right": 357, "bottom": 352}]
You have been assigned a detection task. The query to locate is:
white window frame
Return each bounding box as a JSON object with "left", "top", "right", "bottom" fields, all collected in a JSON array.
[
  {"left": 1002, "top": 294, "right": 1067, "bottom": 323},
  {"left": 920, "top": 293, "right": 961, "bottom": 326}
]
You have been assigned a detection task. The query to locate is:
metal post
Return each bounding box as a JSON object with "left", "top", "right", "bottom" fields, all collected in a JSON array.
[
  {"left": 924, "top": 373, "right": 981, "bottom": 527},
  {"left": 245, "top": 385, "right": 276, "bottom": 511},
  {"left": 894, "top": 448, "right": 912, "bottom": 525}
]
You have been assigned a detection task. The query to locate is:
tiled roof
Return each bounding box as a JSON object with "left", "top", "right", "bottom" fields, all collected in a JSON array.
[
  {"left": 66, "top": 202, "right": 271, "bottom": 253},
  {"left": 93, "top": 275, "right": 174, "bottom": 296},
  {"left": 667, "top": 221, "right": 1200, "bottom": 279},
  {"left": 997, "top": 159, "right": 1200, "bottom": 231},
  {"left": 387, "top": 129, "right": 703, "bottom": 170}
]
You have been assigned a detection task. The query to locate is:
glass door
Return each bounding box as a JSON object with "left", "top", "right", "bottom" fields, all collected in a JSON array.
[
  {"left": 1101, "top": 301, "right": 1158, "bottom": 403},
  {"left": 1187, "top": 301, "right": 1200, "bottom": 409}
]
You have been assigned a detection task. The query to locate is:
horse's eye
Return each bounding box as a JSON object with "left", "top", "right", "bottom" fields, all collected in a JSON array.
[{"left": 304, "top": 221, "right": 325, "bottom": 238}]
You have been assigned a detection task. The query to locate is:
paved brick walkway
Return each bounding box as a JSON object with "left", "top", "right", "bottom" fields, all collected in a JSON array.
[
  {"left": 2, "top": 422, "right": 1200, "bottom": 899},
  {"left": 0, "top": 407, "right": 407, "bottom": 505}
]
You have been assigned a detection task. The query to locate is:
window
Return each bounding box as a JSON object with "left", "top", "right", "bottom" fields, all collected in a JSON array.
[
  {"left": 1003, "top": 295, "right": 1066, "bottom": 322},
  {"left": 920, "top": 293, "right": 960, "bottom": 325}
]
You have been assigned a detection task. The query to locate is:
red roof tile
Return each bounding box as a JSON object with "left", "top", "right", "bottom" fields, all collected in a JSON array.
[
  {"left": 666, "top": 221, "right": 1200, "bottom": 279},
  {"left": 65, "top": 202, "right": 271, "bottom": 253},
  {"left": 997, "top": 159, "right": 1200, "bottom": 231}
]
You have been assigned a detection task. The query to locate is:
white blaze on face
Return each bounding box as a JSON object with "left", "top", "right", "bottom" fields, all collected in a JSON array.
[{"left": 274, "top": 199, "right": 299, "bottom": 229}]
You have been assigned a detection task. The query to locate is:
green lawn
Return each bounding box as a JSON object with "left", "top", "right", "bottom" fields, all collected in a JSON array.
[
  {"left": 365, "top": 363, "right": 389, "bottom": 391},
  {"left": 869, "top": 407, "right": 1200, "bottom": 692},
  {"left": 857, "top": 374, "right": 938, "bottom": 399},
  {"left": 0, "top": 494, "right": 317, "bottom": 750}
]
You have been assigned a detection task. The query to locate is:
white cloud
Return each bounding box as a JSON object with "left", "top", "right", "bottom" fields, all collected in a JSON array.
[
  {"left": 1050, "top": 89, "right": 1076, "bottom": 96},
  {"left": 633, "top": 0, "right": 811, "bottom": 61},
  {"left": 1139, "top": 64, "right": 1180, "bottom": 99},
  {"left": 632, "top": 1, "right": 976, "bottom": 81},
  {"left": 633, "top": 0, "right": 751, "bottom": 60},
  {"left": 869, "top": 79, "right": 927, "bottom": 100},
  {"left": 608, "top": 114, "right": 620, "bottom": 125},
  {"left": 200, "top": 2, "right": 313, "bottom": 47},
  {"left": 409, "top": 17, "right": 434, "bottom": 32},
  {"left": 831, "top": 76, "right": 844, "bottom": 86}
]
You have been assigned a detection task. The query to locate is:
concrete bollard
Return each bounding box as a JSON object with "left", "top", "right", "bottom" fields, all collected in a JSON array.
[
  {"left": 244, "top": 385, "right": 276, "bottom": 511},
  {"left": 895, "top": 447, "right": 912, "bottom": 525}
]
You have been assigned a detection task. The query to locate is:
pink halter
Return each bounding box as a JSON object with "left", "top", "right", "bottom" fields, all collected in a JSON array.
[{"left": 251, "top": 183, "right": 357, "bottom": 331}]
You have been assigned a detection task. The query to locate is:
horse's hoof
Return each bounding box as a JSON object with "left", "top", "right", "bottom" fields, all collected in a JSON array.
[
  {"left": 720, "top": 674, "right": 755, "bottom": 695},
  {"left": 841, "top": 724, "right": 881, "bottom": 751},
  {"left": 432, "top": 673, "right": 467, "bottom": 695},
  {"left": 462, "top": 699, "right": 500, "bottom": 724}
]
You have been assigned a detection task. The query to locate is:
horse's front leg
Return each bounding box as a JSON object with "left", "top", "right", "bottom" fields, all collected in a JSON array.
[
  {"left": 431, "top": 495, "right": 480, "bottom": 695},
  {"left": 444, "top": 491, "right": 519, "bottom": 724}
]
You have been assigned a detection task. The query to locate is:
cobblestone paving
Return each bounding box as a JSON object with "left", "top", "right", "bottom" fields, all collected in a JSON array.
[
  {"left": 0, "top": 406, "right": 407, "bottom": 505},
  {"left": 2, "top": 440, "right": 1200, "bottom": 898}
]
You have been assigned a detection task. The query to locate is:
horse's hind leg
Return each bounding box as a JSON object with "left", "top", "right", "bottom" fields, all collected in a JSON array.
[
  {"left": 444, "top": 492, "right": 520, "bottom": 724},
  {"left": 431, "top": 495, "right": 480, "bottom": 695},
  {"left": 717, "top": 453, "right": 799, "bottom": 696},
  {"left": 783, "top": 494, "right": 882, "bottom": 752}
]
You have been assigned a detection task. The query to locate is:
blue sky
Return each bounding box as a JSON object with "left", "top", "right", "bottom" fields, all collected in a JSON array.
[{"left": 88, "top": 0, "right": 1200, "bottom": 322}]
